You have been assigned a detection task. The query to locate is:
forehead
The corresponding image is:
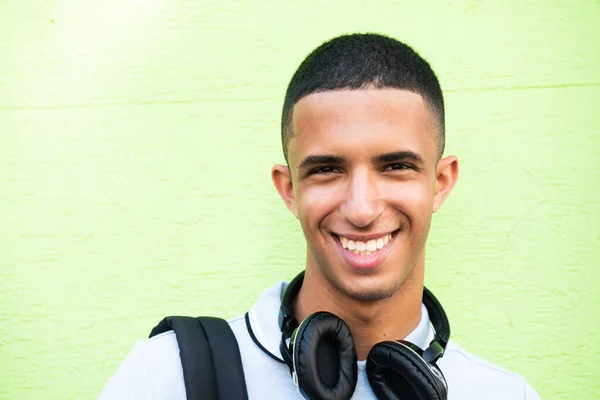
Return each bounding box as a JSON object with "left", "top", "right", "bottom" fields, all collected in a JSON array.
[{"left": 288, "top": 89, "right": 436, "bottom": 166}]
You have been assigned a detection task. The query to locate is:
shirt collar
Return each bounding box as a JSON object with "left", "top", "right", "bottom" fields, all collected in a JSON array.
[{"left": 246, "top": 280, "right": 434, "bottom": 363}]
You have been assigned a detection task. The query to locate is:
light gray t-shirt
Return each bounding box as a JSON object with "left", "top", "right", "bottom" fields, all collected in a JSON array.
[{"left": 99, "top": 281, "right": 541, "bottom": 399}]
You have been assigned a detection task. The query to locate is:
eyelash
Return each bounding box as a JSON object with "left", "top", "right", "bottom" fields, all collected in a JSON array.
[
  {"left": 310, "top": 166, "right": 341, "bottom": 174},
  {"left": 382, "top": 163, "right": 414, "bottom": 171},
  {"left": 309, "top": 163, "right": 414, "bottom": 175}
]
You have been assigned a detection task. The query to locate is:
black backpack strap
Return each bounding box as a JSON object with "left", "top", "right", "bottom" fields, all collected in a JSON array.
[{"left": 150, "top": 316, "right": 249, "bottom": 400}]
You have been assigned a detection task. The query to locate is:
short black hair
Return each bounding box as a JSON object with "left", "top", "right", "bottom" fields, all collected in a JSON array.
[{"left": 281, "top": 33, "right": 445, "bottom": 163}]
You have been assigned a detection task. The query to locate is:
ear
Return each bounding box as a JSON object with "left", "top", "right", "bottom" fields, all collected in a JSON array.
[
  {"left": 271, "top": 164, "right": 298, "bottom": 218},
  {"left": 432, "top": 155, "right": 459, "bottom": 213}
]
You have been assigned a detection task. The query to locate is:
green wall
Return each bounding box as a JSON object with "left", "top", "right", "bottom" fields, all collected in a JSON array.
[{"left": 1, "top": 1, "right": 599, "bottom": 399}]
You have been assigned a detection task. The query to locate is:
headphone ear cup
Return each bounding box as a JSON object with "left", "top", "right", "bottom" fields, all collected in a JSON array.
[
  {"left": 367, "top": 341, "right": 447, "bottom": 400},
  {"left": 293, "top": 312, "right": 358, "bottom": 400}
]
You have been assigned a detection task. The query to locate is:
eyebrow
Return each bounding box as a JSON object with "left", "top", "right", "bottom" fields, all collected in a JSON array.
[
  {"left": 373, "top": 151, "right": 424, "bottom": 165},
  {"left": 298, "top": 150, "right": 424, "bottom": 171},
  {"left": 298, "top": 154, "right": 347, "bottom": 170}
]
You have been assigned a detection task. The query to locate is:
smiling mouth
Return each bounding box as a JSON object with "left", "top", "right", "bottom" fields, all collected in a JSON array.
[{"left": 332, "top": 230, "right": 399, "bottom": 256}]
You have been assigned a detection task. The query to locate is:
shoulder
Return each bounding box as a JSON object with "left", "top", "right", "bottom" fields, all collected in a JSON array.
[
  {"left": 98, "top": 330, "right": 186, "bottom": 399},
  {"left": 441, "top": 340, "right": 541, "bottom": 400},
  {"left": 99, "top": 316, "right": 247, "bottom": 400}
]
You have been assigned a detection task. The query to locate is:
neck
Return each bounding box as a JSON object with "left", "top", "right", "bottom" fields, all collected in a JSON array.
[{"left": 294, "top": 261, "right": 424, "bottom": 360}]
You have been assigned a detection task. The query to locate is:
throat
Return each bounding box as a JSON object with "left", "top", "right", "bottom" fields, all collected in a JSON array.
[
  {"left": 294, "top": 270, "right": 423, "bottom": 361},
  {"left": 342, "top": 303, "right": 422, "bottom": 360}
]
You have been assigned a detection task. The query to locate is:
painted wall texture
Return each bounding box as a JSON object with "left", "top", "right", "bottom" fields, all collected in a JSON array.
[{"left": 1, "top": 1, "right": 598, "bottom": 399}]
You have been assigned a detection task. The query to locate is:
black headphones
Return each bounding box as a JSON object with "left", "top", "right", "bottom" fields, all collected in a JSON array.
[{"left": 278, "top": 271, "right": 450, "bottom": 400}]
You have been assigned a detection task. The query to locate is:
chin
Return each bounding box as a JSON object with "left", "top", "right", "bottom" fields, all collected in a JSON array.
[
  {"left": 344, "top": 287, "right": 397, "bottom": 302},
  {"left": 329, "top": 273, "right": 402, "bottom": 303},
  {"left": 310, "top": 244, "right": 417, "bottom": 303}
]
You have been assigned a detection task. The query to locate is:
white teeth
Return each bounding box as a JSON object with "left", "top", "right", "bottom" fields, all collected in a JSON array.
[
  {"left": 338, "top": 233, "right": 394, "bottom": 256},
  {"left": 341, "top": 237, "right": 348, "bottom": 248}
]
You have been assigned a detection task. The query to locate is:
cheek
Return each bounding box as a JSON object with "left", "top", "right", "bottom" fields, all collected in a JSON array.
[
  {"left": 386, "top": 179, "right": 435, "bottom": 221},
  {"left": 296, "top": 184, "right": 340, "bottom": 228}
]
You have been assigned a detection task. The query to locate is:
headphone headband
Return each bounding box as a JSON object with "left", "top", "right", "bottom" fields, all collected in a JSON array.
[
  {"left": 278, "top": 272, "right": 306, "bottom": 370},
  {"left": 278, "top": 271, "right": 305, "bottom": 332},
  {"left": 422, "top": 286, "right": 450, "bottom": 363}
]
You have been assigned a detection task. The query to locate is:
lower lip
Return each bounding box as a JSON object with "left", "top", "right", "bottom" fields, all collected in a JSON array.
[{"left": 333, "top": 234, "right": 397, "bottom": 271}]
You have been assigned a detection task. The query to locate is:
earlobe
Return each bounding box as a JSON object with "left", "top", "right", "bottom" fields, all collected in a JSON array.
[
  {"left": 271, "top": 164, "right": 298, "bottom": 218},
  {"left": 433, "top": 156, "right": 459, "bottom": 213}
]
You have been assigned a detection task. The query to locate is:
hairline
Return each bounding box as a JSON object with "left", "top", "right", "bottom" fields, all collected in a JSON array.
[{"left": 282, "top": 87, "right": 445, "bottom": 164}]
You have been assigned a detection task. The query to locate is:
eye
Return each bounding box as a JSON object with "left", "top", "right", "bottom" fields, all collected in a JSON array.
[
  {"left": 310, "top": 166, "right": 341, "bottom": 174},
  {"left": 382, "top": 163, "right": 413, "bottom": 172}
]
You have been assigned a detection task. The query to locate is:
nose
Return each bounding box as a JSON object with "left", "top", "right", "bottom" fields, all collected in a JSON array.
[{"left": 339, "top": 169, "right": 384, "bottom": 228}]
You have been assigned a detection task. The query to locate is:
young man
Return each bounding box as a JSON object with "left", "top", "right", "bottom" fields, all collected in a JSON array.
[{"left": 100, "top": 33, "right": 540, "bottom": 399}]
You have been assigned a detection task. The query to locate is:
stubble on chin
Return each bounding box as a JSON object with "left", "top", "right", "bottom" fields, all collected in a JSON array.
[
  {"left": 306, "top": 237, "right": 420, "bottom": 304},
  {"left": 333, "top": 268, "right": 416, "bottom": 303},
  {"left": 313, "top": 252, "right": 414, "bottom": 304},
  {"left": 341, "top": 285, "right": 398, "bottom": 303}
]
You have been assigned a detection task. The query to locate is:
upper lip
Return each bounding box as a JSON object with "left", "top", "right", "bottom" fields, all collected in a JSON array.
[{"left": 332, "top": 230, "right": 398, "bottom": 241}]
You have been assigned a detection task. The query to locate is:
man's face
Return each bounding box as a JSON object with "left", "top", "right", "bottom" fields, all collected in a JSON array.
[{"left": 275, "top": 89, "right": 455, "bottom": 302}]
